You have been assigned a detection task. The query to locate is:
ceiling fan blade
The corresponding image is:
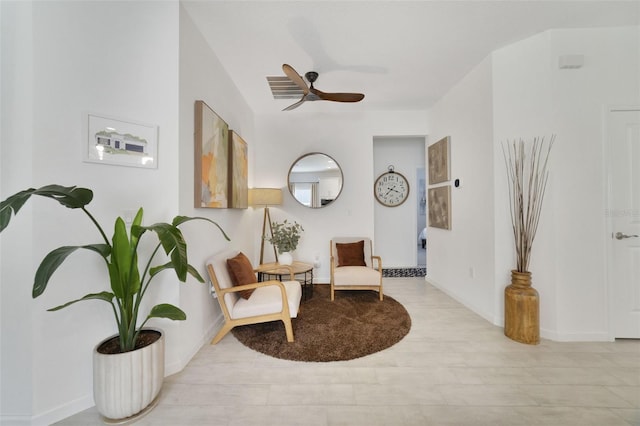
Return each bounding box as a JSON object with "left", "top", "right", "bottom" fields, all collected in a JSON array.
[
  {"left": 311, "top": 87, "right": 364, "bottom": 103},
  {"left": 282, "top": 96, "right": 307, "bottom": 111},
  {"left": 282, "top": 64, "right": 309, "bottom": 94}
]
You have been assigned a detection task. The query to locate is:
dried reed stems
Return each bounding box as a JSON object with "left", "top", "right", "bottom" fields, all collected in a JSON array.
[{"left": 503, "top": 136, "right": 554, "bottom": 273}]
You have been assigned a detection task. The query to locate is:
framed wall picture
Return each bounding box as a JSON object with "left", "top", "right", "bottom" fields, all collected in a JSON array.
[
  {"left": 428, "top": 136, "right": 450, "bottom": 184},
  {"left": 84, "top": 113, "right": 158, "bottom": 169},
  {"left": 228, "top": 130, "right": 248, "bottom": 209},
  {"left": 428, "top": 185, "right": 451, "bottom": 230},
  {"left": 194, "top": 100, "right": 229, "bottom": 208}
]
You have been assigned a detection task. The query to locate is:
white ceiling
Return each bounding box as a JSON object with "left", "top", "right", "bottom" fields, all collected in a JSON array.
[{"left": 182, "top": 1, "right": 639, "bottom": 114}]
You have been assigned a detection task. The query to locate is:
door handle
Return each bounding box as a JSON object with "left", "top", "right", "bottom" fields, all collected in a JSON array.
[{"left": 615, "top": 232, "right": 639, "bottom": 240}]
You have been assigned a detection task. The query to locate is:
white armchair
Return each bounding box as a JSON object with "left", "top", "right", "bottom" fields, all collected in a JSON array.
[
  {"left": 330, "top": 237, "right": 383, "bottom": 301},
  {"left": 206, "top": 250, "right": 302, "bottom": 344}
]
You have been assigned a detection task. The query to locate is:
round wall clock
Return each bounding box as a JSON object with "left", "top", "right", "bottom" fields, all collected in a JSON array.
[{"left": 374, "top": 166, "right": 410, "bottom": 207}]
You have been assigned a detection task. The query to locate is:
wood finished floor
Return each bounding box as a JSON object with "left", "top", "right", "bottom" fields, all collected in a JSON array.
[{"left": 56, "top": 278, "right": 640, "bottom": 425}]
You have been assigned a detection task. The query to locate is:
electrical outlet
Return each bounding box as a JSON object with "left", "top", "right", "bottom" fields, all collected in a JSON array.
[
  {"left": 210, "top": 284, "right": 218, "bottom": 299},
  {"left": 122, "top": 209, "right": 136, "bottom": 225},
  {"left": 313, "top": 255, "right": 321, "bottom": 268}
]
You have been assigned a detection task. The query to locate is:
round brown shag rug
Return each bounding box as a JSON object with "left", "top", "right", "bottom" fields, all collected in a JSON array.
[{"left": 231, "top": 284, "right": 411, "bottom": 362}]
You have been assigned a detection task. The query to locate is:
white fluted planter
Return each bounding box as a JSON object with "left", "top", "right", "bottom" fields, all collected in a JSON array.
[
  {"left": 93, "top": 329, "right": 164, "bottom": 421},
  {"left": 279, "top": 252, "right": 293, "bottom": 265}
]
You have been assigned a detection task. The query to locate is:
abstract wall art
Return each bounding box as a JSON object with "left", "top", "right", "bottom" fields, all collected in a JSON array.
[
  {"left": 428, "top": 185, "right": 451, "bottom": 230},
  {"left": 194, "top": 100, "right": 229, "bottom": 208},
  {"left": 428, "top": 136, "right": 450, "bottom": 185},
  {"left": 229, "top": 130, "right": 248, "bottom": 209}
]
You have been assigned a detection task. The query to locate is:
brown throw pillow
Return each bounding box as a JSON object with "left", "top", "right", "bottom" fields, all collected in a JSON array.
[
  {"left": 336, "top": 240, "right": 366, "bottom": 267},
  {"left": 226, "top": 252, "right": 256, "bottom": 299}
]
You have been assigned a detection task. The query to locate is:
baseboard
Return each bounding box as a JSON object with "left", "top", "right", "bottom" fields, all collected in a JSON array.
[
  {"left": 27, "top": 394, "right": 94, "bottom": 426},
  {"left": 426, "top": 278, "right": 613, "bottom": 343},
  {"left": 425, "top": 277, "right": 496, "bottom": 325},
  {"left": 0, "top": 415, "right": 31, "bottom": 426},
  {"left": 314, "top": 275, "right": 329, "bottom": 284},
  {"left": 540, "top": 329, "right": 613, "bottom": 342},
  {"left": 204, "top": 313, "right": 225, "bottom": 344},
  {"left": 167, "top": 312, "right": 225, "bottom": 377}
]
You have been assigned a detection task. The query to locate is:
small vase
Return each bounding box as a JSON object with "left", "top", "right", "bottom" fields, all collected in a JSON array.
[
  {"left": 504, "top": 270, "right": 540, "bottom": 345},
  {"left": 279, "top": 252, "right": 293, "bottom": 265}
]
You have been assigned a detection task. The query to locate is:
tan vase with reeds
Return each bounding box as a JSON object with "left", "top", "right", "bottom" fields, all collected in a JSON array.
[
  {"left": 503, "top": 136, "right": 553, "bottom": 345},
  {"left": 504, "top": 270, "right": 539, "bottom": 344}
]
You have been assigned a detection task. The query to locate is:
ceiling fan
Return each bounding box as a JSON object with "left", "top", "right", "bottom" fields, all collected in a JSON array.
[{"left": 281, "top": 64, "right": 365, "bottom": 111}]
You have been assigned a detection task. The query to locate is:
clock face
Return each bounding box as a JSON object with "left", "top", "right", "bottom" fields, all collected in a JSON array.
[{"left": 374, "top": 171, "right": 410, "bottom": 207}]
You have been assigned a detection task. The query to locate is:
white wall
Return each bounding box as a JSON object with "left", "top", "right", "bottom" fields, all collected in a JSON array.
[
  {"left": 1, "top": 2, "right": 257, "bottom": 424},
  {"left": 1, "top": 2, "right": 181, "bottom": 423},
  {"left": 373, "top": 136, "right": 426, "bottom": 267},
  {"left": 492, "top": 27, "right": 640, "bottom": 340},
  {"left": 549, "top": 27, "right": 639, "bottom": 339},
  {"left": 175, "top": 4, "right": 255, "bottom": 373},
  {"left": 1, "top": 1, "right": 35, "bottom": 421},
  {"left": 1, "top": 2, "right": 178, "bottom": 424},
  {"left": 494, "top": 26, "right": 640, "bottom": 340},
  {"left": 425, "top": 56, "right": 497, "bottom": 322},
  {"left": 253, "top": 111, "right": 429, "bottom": 282},
  {"left": 428, "top": 26, "right": 639, "bottom": 341},
  {"left": 492, "top": 31, "right": 558, "bottom": 335}
]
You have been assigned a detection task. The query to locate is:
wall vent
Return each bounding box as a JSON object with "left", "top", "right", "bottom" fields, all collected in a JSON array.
[{"left": 558, "top": 54, "right": 584, "bottom": 69}]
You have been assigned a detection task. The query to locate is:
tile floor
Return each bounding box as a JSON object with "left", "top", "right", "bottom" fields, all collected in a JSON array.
[{"left": 56, "top": 278, "right": 640, "bottom": 425}]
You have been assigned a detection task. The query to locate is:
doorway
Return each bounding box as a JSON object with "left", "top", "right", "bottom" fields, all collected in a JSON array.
[
  {"left": 417, "top": 167, "right": 427, "bottom": 267},
  {"left": 607, "top": 108, "right": 640, "bottom": 338},
  {"left": 373, "top": 136, "right": 426, "bottom": 271}
]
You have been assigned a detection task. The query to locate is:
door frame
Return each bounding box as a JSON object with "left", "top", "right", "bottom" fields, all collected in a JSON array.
[{"left": 605, "top": 105, "right": 640, "bottom": 340}]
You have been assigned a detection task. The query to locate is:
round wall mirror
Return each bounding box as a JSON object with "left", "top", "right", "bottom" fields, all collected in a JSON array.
[{"left": 288, "top": 152, "right": 343, "bottom": 208}]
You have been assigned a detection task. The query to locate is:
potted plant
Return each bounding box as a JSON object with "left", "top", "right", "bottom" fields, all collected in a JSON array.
[
  {"left": 0, "top": 184, "right": 229, "bottom": 420},
  {"left": 266, "top": 219, "right": 303, "bottom": 265},
  {"left": 502, "top": 136, "right": 554, "bottom": 344}
]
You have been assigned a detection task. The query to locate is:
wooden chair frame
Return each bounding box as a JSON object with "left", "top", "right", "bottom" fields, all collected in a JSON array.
[{"left": 207, "top": 262, "right": 297, "bottom": 345}]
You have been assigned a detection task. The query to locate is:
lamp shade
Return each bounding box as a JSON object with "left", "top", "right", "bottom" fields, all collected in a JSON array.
[{"left": 248, "top": 188, "right": 282, "bottom": 206}]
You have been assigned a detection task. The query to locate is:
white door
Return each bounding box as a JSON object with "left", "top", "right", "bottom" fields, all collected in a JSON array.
[{"left": 609, "top": 109, "right": 640, "bottom": 338}]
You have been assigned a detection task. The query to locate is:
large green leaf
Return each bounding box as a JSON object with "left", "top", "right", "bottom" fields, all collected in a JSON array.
[
  {"left": 108, "top": 262, "right": 124, "bottom": 299},
  {"left": 129, "top": 208, "right": 144, "bottom": 248},
  {"left": 0, "top": 191, "right": 31, "bottom": 232},
  {"left": 0, "top": 185, "right": 93, "bottom": 232},
  {"left": 149, "top": 262, "right": 173, "bottom": 278},
  {"left": 148, "top": 303, "right": 186, "bottom": 321},
  {"left": 173, "top": 215, "right": 230, "bottom": 241},
  {"left": 46, "top": 291, "right": 114, "bottom": 311},
  {"left": 148, "top": 262, "right": 205, "bottom": 283},
  {"left": 31, "top": 184, "right": 93, "bottom": 208},
  {"left": 137, "top": 223, "right": 188, "bottom": 281},
  {"left": 187, "top": 263, "right": 205, "bottom": 283},
  {"left": 111, "top": 217, "right": 140, "bottom": 296},
  {"left": 154, "top": 223, "right": 181, "bottom": 254},
  {"left": 169, "top": 231, "right": 188, "bottom": 281},
  {"left": 32, "top": 244, "right": 110, "bottom": 298}
]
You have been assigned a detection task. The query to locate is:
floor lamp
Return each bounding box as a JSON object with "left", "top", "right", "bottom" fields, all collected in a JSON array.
[{"left": 249, "top": 188, "right": 283, "bottom": 264}]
